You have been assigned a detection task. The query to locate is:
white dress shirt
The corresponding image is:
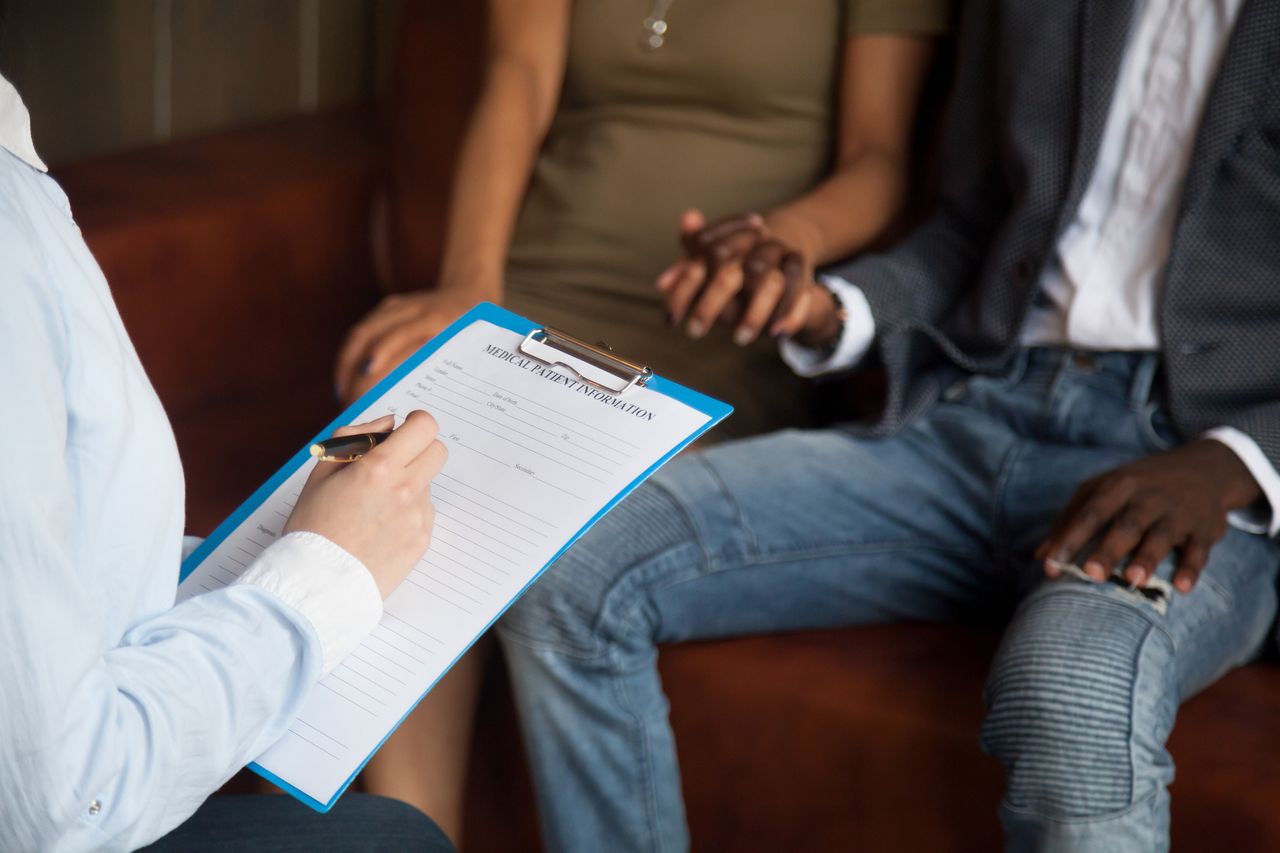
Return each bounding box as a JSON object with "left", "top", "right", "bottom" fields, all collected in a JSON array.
[
  {"left": 783, "top": 0, "right": 1280, "bottom": 535},
  {"left": 0, "top": 76, "right": 381, "bottom": 851}
]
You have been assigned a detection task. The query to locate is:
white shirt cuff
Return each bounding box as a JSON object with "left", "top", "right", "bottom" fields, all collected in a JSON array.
[
  {"left": 235, "top": 531, "right": 383, "bottom": 675},
  {"left": 1204, "top": 427, "right": 1280, "bottom": 537},
  {"left": 778, "top": 275, "right": 876, "bottom": 378}
]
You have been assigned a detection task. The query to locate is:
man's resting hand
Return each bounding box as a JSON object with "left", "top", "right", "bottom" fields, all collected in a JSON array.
[{"left": 1036, "top": 439, "right": 1263, "bottom": 593}]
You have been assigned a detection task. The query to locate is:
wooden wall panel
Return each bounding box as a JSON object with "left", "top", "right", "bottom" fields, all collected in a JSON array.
[
  {"left": 0, "top": 0, "right": 396, "bottom": 165},
  {"left": 0, "top": 0, "right": 157, "bottom": 164},
  {"left": 168, "top": 0, "right": 302, "bottom": 137},
  {"left": 316, "top": 0, "right": 372, "bottom": 109}
]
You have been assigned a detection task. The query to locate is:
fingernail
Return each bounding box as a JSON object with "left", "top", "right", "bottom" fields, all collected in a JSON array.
[
  {"left": 1083, "top": 560, "right": 1106, "bottom": 581},
  {"left": 733, "top": 327, "right": 754, "bottom": 347},
  {"left": 1043, "top": 560, "right": 1061, "bottom": 578},
  {"left": 687, "top": 320, "right": 705, "bottom": 339},
  {"left": 1124, "top": 566, "right": 1144, "bottom": 588}
]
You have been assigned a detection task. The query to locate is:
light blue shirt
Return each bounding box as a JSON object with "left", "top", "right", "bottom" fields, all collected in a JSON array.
[{"left": 0, "top": 127, "right": 376, "bottom": 849}]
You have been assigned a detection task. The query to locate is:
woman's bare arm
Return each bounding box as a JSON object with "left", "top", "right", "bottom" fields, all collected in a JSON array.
[
  {"left": 764, "top": 34, "right": 937, "bottom": 265},
  {"left": 335, "top": 0, "right": 570, "bottom": 402}
]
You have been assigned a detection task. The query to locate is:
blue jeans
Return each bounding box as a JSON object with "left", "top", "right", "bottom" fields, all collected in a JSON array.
[{"left": 496, "top": 349, "right": 1280, "bottom": 852}]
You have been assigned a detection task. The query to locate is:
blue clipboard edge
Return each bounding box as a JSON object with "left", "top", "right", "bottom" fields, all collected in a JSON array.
[{"left": 177, "top": 301, "right": 732, "bottom": 812}]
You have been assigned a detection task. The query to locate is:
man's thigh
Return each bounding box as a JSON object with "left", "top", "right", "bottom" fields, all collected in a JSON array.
[{"left": 501, "top": 424, "right": 1013, "bottom": 655}]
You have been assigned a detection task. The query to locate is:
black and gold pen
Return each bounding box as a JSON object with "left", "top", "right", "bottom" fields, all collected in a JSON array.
[{"left": 309, "top": 431, "right": 390, "bottom": 462}]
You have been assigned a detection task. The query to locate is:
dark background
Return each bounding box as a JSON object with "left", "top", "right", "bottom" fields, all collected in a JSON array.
[{"left": 0, "top": 0, "right": 400, "bottom": 166}]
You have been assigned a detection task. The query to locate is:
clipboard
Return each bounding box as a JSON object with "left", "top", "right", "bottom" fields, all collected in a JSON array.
[{"left": 178, "top": 302, "right": 732, "bottom": 812}]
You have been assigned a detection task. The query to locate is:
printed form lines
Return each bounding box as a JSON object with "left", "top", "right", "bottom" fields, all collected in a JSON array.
[
  {"left": 317, "top": 681, "right": 380, "bottom": 716},
  {"left": 434, "top": 520, "right": 527, "bottom": 562},
  {"left": 382, "top": 611, "right": 444, "bottom": 644},
  {"left": 434, "top": 505, "right": 542, "bottom": 549},
  {"left": 425, "top": 396, "right": 604, "bottom": 486},
  {"left": 437, "top": 377, "right": 629, "bottom": 466},
  {"left": 444, "top": 371, "right": 641, "bottom": 452},
  {"left": 431, "top": 538, "right": 510, "bottom": 578},
  {"left": 403, "top": 575, "right": 475, "bottom": 615},
  {"left": 431, "top": 385, "right": 611, "bottom": 472},
  {"left": 284, "top": 728, "right": 342, "bottom": 761},
  {"left": 365, "top": 632, "right": 428, "bottom": 666},
  {"left": 436, "top": 473, "right": 555, "bottom": 528}
]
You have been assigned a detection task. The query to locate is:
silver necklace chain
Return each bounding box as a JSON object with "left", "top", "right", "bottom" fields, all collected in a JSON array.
[{"left": 642, "top": 0, "right": 677, "bottom": 50}]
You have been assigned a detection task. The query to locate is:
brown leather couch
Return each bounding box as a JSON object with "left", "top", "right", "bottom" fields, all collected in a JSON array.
[{"left": 56, "top": 6, "right": 1280, "bottom": 850}]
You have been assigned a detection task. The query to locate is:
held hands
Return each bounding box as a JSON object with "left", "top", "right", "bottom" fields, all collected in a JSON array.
[
  {"left": 657, "top": 209, "right": 842, "bottom": 349},
  {"left": 335, "top": 287, "right": 487, "bottom": 406},
  {"left": 1036, "top": 439, "right": 1262, "bottom": 594},
  {"left": 285, "top": 412, "right": 448, "bottom": 598}
]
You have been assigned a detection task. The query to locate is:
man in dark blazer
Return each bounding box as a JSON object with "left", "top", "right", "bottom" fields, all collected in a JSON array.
[{"left": 496, "top": 1, "right": 1280, "bottom": 850}]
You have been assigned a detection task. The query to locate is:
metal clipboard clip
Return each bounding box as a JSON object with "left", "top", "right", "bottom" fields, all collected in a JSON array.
[{"left": 518, "top": 326, "right": 653, "bottom": 396}]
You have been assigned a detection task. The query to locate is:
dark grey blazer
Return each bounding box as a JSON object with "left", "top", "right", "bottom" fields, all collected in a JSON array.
[{"left": 833, "top": 0, "right": 1280, "bottom": 470}]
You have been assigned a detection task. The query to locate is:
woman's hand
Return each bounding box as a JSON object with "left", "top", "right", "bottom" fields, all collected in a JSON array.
[
  {"left": 285, "top": 412, "right": 448, "bottom": 598},
  {"left": 335, "top": 287, "right": 490, "bottom": 405},
  {"left": 657, "top": 209, "right": 838, "bottom": 348}
]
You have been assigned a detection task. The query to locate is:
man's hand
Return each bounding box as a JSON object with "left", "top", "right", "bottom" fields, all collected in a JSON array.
[
  {"left": 1036, "top": 439, "right": 1262, "bottom": 593},
  {"left": 656, "top": 209, "right": 841, "bottom": 348}
]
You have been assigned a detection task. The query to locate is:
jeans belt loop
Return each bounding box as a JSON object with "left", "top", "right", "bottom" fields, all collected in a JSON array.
[
  {"left": 1128, "top": 352, "right": 1163, "bottom": 409},
  {"left": 1005, "top": 348, "right": 1032, "bottom": 385}
]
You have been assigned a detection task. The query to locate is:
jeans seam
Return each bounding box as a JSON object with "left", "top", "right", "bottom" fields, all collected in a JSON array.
[
  {"left": 1000, "top": 788, "right": 1161, "bottom": 827},
  {"left": 990, "top": 439, "right": 1027, "bottom": 571},
  {"left": 501, "top": 536, "right": 992, "bottom": 659},
  {"left": 607, "top": 647, "right": 668, "bottom": 853},
  {"left": 609, "top": 540, "right": 992, "bottom": 648},
  {"left": 692, "top": 453, "right": 757, "bottom": 555},
  {"left": 1124, "top": 622, "right": 1159, "bottom": 813}
]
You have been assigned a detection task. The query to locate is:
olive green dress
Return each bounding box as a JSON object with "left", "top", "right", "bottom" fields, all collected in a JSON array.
[{"left": 503, "top": 0, "right": 950, "bottom": 437}]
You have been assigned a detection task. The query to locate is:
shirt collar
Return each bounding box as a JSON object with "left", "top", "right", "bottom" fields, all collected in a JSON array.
[{"left": 0, "top": 74, "right": 48, "bottom": 172}]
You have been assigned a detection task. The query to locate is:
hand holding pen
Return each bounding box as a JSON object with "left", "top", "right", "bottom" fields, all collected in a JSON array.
[
  {"left": 286, "top": 412, "right": 447, "bottom": 597},
  {"left": 311, "top": 430, "right": 392, "bottom": 462}
]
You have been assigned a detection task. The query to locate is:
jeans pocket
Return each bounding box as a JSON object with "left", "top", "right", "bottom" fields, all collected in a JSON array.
[{"left": 1136, "top": 402, "right": 1177, "bottom": 454}]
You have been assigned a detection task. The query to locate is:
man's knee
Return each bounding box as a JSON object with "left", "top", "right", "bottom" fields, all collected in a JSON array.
[
  {"left": 498, "top": 478, "right": 699, "bottom": 656},
  {"left": 981, "top": 585, "right": 1175, "bottom": 821}
]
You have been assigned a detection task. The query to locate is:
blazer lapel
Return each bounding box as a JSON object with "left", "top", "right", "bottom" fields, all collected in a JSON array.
[
  {"left": 1057, "top": 0, "right": 1138, "bottom": 226},
  {"left": 1178, "top": 0, "right": 1280, "bottom": 213}
]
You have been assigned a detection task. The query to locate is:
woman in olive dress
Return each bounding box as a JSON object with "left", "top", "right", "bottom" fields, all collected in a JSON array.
[{"left": 340, "top": 0, "right": 949, "bottom": 844}]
